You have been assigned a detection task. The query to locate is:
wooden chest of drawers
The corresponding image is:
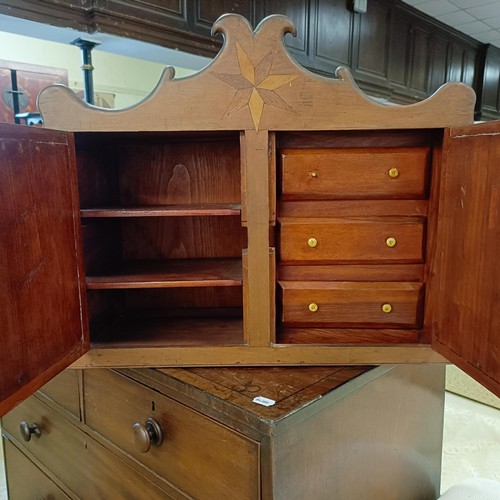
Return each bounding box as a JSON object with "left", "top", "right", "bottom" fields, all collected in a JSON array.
[{"left": 2, "top": 364, "right": 445, "bottom": 499}]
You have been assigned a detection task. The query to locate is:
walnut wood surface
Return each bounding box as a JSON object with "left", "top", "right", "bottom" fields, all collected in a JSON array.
[
  {"left": 0, "top": 124, "right": 88, "bottom": 417},
  {"left": 86, "top": 258, "right": 242, "bottom": 289},
  {"left": 279, "top": 217, "right": 425, "bottom": 263},
  {"left": 430, "top": 121, "right": 500, "bottom": 397},
  {"left": 81, "top": 203, "right": 241, "bottom": 217},
  {"left": 279, "top": 281, "right": 424, "bottom": 328},
  {"left": 82, "top": 369, "right": 259, "bottom": 499},
  {"left": 2, "top": 396, "right": 173, "bottom": 499},
  {"left": 280, "top": 147, "right": 430, "bottom": 200},
  {"left": 279, "top": 327, "right": 420, "bottom": 344}
]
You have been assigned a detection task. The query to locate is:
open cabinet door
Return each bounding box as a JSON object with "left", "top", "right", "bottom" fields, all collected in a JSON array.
[
  {"left": 431, "top": 121, "right": 500, "bottom": 397},
  {"left": 0, "top": 123, "right": 89, "bottom": 416}
]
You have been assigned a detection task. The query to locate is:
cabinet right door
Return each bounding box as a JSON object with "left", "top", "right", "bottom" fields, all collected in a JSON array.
[{"left": 431, "top": 121, "right": 500, "bottom": 397}]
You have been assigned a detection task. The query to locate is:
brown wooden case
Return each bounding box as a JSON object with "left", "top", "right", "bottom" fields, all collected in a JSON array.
[{"left": 1, "top": 14, "right": 499, "bottom": 415}]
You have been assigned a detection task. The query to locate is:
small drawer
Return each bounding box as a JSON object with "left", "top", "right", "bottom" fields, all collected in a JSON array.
[
  {"left": 2, "top": 395, "right": 171, "bottom": 499},
  {"left": 36, "top": 369, "right": 80, "bottom": 420},
  {"left": 279, "top": 217, "right": 425, "bottom": 263},
  {"left": 279, "top": 281, "right": 424, "bottom": 328},
  {"left": 83, "top": 369, "right": 259, "bottom": 500},
  {"left": 280, "top": 147, "right": 430, "bottom": 199}
]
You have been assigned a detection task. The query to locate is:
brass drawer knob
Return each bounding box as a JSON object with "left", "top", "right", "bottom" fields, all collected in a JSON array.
[
  {"left": 310, "top": 171, "right": 318, "bottom": 178},
  {"left": 388, "top": 167, "right": 400, "bottom": 178},
  {"left": 386, "top": 237, "right": 397, "bottom": 247},
  {"left": 308, "top": 303, "right": 319, "bottom": 312},
  {"left": 19, "top": 421, "right": 41, "bottom": 442},
  {"left": 132, "top": 417, "right": 164, "bottom": 453},
  {"left": 308, "top": 237, "right": 318, "bottom": 248},
  {"left": 382, "top": 304, "right": 393, "bottom": 314}
]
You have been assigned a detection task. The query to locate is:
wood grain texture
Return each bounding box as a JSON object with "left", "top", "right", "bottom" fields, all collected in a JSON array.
[
  {"left": 279, "top": 327, "right": 420, "bottom": 344},
  {"left": 2, "top": 397, "right": 175, "bottom": 499},
  {"left": 430, "top": 121, "right": 500, "bottom": 397},
  {"left": 81, "top": 204, "right": 241, "bottom": 217},
  {"left": 82, "top": 369, "right": 259, "bottom": 499},
  {"left": 0, "top": 124, "right": 88, "bottom": 417},
  {"left": 86, "top": 258, "right": 242, "bottom": 289},
  {"left": 280, "top": 147, "right": 430, "bottom": 200},
  {"left": 39, "top": 16, "right": 475, "bottom": 133},
  {"left": 69, "top": 345, "right": 445, "bottom": 368},
  {"left": 279, "top": 281, "right": 424, "bottom": 328},
  {"left": 278, "top": 199, "right": 428, "bottom": 218},
  {"left": 3, "top": 440, "right": 70, "bottom": 500},
  {"left": 278, "top": 263, "right": 423, "bottom": 282},
  {"left": 279, "top": 217, "right": 425, "bottom": 263}
]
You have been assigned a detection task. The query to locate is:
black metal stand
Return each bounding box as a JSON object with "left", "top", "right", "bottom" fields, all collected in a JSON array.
[{"left": 71, "top": 38, "right": 100, "bottom": 105}]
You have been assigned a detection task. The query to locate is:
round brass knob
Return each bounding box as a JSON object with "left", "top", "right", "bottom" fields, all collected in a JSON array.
[
  {"left": 386, "top": 237, "right": 397, "bottom": 248},
  {"left": 388, "top": 167, "right": 399, "bottom": 178},
  {"left": 308, "top": 303, "right": 319, "bottom": 312},
  {"left": 382, "top": 304, "right": 393, "bottom": 314},
  {"left": 132, "top": 417, "right": 163, "bottom": 453},
  {"left": 310, "top": 171, "right": 318, "bottom": 178},
  {"left": 20, "top": 421, "right": 41, "bottom": 442},
  {"left": 308, "top": 237, "right": 318, "bottom": 248}
]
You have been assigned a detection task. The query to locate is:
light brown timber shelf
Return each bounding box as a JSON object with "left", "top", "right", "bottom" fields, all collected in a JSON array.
[
  {"left": 90, "top": 315, "right": 244, "bottom": 348},
  {"left": 80, "top": 204, "right": 241, "bottom": 218},
  {"left": 86, "top": 258, "right": 243, "bottom": 289}
]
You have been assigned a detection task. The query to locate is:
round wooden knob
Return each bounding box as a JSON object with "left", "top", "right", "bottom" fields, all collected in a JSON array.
[
  {"left": 19, "top": 421, "right": 41, "bottom": 442},
  {"left": 132, "top": 417, "right": 163, "bottom": 453},
  {"left": 382, "top": 303, "right": 393, "bottom": 314},
  {"left": 308, "top": 237, "right": 318, "bottom": 248},
  {"left": 386, "top": 237, "right": 397, "bottom": 247},
  {"left": 388, "top": 167, "right": 399, "bottom": 178}
]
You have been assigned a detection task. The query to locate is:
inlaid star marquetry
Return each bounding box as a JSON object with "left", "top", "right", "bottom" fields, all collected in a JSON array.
[{"left": 212, "top": 42, "right": 299, "bottom": 130}]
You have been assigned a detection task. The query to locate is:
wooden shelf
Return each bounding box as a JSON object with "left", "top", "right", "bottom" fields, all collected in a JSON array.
[
  {"left": 86, "top": 258, "right": 242, "bottom": 289},
  {"left": 91, "top": 316, "right": 244, "bottom": 348},
  {"left": 81, "top": 204, "right": 241, "bottom": 218}
]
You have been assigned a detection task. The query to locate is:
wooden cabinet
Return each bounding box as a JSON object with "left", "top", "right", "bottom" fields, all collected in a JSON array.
[
  {"left": 1, "top": 14, "right": 499, "bottom": 416},
  {"left": 2, "top": 364, "right": 446, "bottom": 499}
]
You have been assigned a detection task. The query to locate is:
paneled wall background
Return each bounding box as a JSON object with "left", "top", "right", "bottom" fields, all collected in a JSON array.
[{"left": 1, "top": 0, "right": 499, "bottom": 119}]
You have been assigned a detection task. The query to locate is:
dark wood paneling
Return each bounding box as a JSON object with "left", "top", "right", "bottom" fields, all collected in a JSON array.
[
  {"left": 409, "top": 27, "right": 430, "bottom": 95},
  {"left": 429, "top": 36, "right": 448, "bottom": 93},
  {"left": 388, "top": 13, "right": 411, "bottom": 87},
  {"left": 314, "top": 0, "right": 354, "bottom": 71},
  {"left": 478, "top": 45, "right": 500, "bottom": 120},
  {"left": 354, "top": 0, "right": 391, "bottom": 84},
  {"left": 262, "top": 0, "right": 310, "bottom": 66}
]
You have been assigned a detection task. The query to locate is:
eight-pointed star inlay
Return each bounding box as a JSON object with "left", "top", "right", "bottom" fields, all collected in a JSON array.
[{"left": 212, "top": 42, "right": 299, "bottom": 130}]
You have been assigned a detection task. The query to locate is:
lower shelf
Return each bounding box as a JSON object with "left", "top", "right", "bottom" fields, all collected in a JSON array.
[{"left": 91, "top": 315, "right": 245, "bottom": 348}]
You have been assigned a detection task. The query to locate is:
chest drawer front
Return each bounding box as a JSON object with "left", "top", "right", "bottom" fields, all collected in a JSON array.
[
  {"left": 83, "top": 369, "right": 260, "bottom": 500},
  {"left": 2, "top": 395, "right": 172, "bottom": 499},
  {"left": 279, "top": 218, "right": 425, "bottom": 263},
  {"left": 3, "top": 439, "right": 70, "bottom": 500},
  {"left": 36, "top": 369, "right": 80, "bottom": 420},
  {"left": 279, "top": 281, "right": 424, "bottom": 328},
  {"left": 280, "top": 147, "right": 430, "bottom": 199}
]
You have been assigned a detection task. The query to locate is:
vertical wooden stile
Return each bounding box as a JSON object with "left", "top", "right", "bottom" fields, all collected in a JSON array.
[{"left": 243, "top": 129, "right": 273, "bottom": 346}]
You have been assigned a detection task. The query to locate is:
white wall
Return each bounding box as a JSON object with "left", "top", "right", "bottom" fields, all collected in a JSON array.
[{"left": 0, "top": 31, "right": 197, "bottom": 108}]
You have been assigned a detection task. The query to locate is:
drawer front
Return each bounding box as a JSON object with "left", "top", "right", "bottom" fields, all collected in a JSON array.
[
  {"left": 279, "top": 281, "right": 424, "bottom": 328},
  {"left": 4, "top": 439, "right": 70, "bottom": 500},
  {"left": 83, "top": 369, "right": 260, "bottom": 500},
  {"left": 279, "top": 218, "right": 425, "bottom": 263},
  {"left": 36, "top": 369, "right": 80, "bottom": 420},
  {"left": 2, "top": 396, "right": 173, "bottom": 499},
  {"left": 280, "top": 147, "right": 430, "bottom": 199}
]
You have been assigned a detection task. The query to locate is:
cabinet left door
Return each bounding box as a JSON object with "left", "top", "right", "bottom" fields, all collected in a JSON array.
[{"left": 0, "top": 123, "right": 89, "bottom": 416}]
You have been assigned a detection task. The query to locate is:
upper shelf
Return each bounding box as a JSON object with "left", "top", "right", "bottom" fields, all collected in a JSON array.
[
  {"left": 81, "top": 204, "right": 241, "bottom": 218},
  {"left": 38, "top": 15, "right": 476, "bottom": 134}
]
